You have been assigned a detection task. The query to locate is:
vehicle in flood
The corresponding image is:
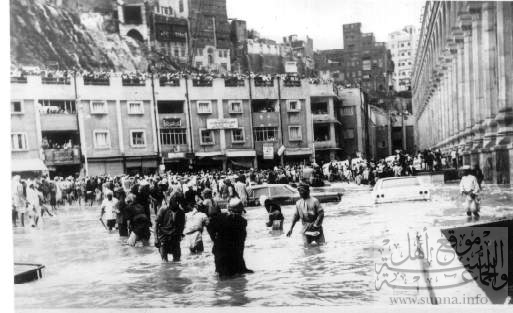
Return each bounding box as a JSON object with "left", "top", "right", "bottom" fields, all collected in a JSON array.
[
  {"left": 248, "top": 184, "right": 342, "bottom": 206},
  {"left": 372, "top": 176, "right": 430, "bottom": 204}
]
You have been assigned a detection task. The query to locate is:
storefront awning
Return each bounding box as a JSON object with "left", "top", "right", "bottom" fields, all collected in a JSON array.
[
  {"left": 11, "top": 158, "right": 48, "bottom": 172},
  {"left": 284, "top": 148, "right": 313, "bottom": 156},
  {"left": 225, "top": 150, "right": 256, "bottom": 157},
  {"left": 196, "top": 151, "right": 224, "bottom": 158}
]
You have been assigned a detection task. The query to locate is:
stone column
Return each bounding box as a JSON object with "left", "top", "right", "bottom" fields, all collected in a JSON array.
[
  {"left": 480, "top": 2, "right": 497, "bottom": 183},
  {"left": 462, "top": 31, "right": 473, "bottom": 165},
  {"left": 494, "top": 1, "right": 513, "bottom": 184},
  {"left": 470, "top": 9, "right": 483, "bottom": 167}
]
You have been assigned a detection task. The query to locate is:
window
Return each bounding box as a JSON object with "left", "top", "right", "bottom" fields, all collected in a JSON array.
[
  {"left": 127, "top": 101, "right": 144, "bottom": 114},
  {"left": 181, "top": 48, "right": 186, "bottom": 57},
  {"left": 341, "top": 107, "right": 354, "bottom": 116},
  {"left": 11, "top": 101, "right": 23, "bottom": 114},
  {"left": 343, "top": 128, "right": 355, "bottom": 139},
  {"left": 253, "top": 127, "right": 278, "bottom": 142},
  {"left": 251, "top": 100, "right": 276, "bottom": 112},
  {"left": 123, "top": 6, "right": 142, "bottom": 24},
  {"left": 93, "top": 130, "right": 110, "bottom": 149},
  {"left": 229, "top": 100, "right": 243, "bottom": 114},
  {"left": 231, "top": 128, "right": 245, "bottom": 143},
  {"left": 196, "top": 62, "right": 202, "bottom": 68},
  {"left": 311, "top": 102, "right": 328, "bottom": 115},
  {"left": 197, "top": 101, "right": 212, "bottom": 114},
  {"left": 130, "top": 130, "right": 146, "bottom": 147},
  {"left": 158, "top": 101, "right": 183, "bottom": 114},
  {"left": 11, "top": 133, "right": 28, "bottom": 151},
  {"left": 160, "top": 128, "right": 187, "bottom": 145},
  {"left": 179, "top": 0, "right": 184, "bottom": 12},
  {"left": 288, "top": 126, "right": 302, "bottom": 141},
  {"left": 200, "top": 129, "right": 214, "bottom": 145},
  {"left": 90, "top": 101, "right": 107, "bottom": 114},
  {"left": 174, "top": 48, "right": 180, "bottom": 57},
  {"left": 287, "top": 100, "right": 301, "bottom": 112},
  {"left": 218, "top": 50, "right": 223, "bottom": 57},
  {"left": 39, "top": 100, "right": 76, "bottom": 114}
]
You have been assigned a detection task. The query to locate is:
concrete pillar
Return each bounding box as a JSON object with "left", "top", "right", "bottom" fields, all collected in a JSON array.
[
  {"left": 456, "top": 43, "right": 465, "bottom": 134},
  {"left": 471, "top": 12, "right": 484, "bottom": 159}
]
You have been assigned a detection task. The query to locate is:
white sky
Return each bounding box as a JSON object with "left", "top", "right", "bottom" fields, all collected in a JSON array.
[{"left": 226, "top": 0, "right": 425, "bottom": 50}]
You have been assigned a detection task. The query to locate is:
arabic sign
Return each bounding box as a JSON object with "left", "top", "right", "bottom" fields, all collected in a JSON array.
[
  {"left": 277, "top": 145, "right": 286, "bottom": 156},
  {"left": 155, "top": 23, "right": 188, "bottom": 42},
  {"left": 375, "top": 227, "right": 508, "bottom": 299},
  {"left": 162, "top": 117, "right": 181, "bottom": 128},
  {"left": 206, "top": 118, "right": 238, "bottom": 130},
  {"left": 263, "top": 143, "right": 274, "bottom": 159}
]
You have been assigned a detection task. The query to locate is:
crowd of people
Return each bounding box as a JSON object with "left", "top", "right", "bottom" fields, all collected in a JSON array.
[
  {"left": 11, "top": 164, "right": 329, "bottom": 278},
  {"left": 11, "top": 66, "right": 333, "bottom": 87},
  {"left": 321, "top": 149, "right": 483, "bottom": 187}
]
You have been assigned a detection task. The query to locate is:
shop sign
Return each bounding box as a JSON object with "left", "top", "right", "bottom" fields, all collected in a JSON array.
[
  {"left": 206, "top": 118, "right": 238, "bottom": 129},
  {"left": 263, "top": 143, "right": 274, "bottom": 159}
]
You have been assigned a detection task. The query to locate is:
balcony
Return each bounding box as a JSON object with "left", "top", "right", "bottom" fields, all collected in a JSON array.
[
  {"left": 314, "top": 141, "right": 336, "bottom": 150},
  {"left": 192, "top": 79, "right": 213, "bottom": 87},
  {"left": 159, "top": 77, "right": 180, "bottom": 87},
  {"left": 254, "top": 77, "right": 274, "bottom": 87},
  {"left": 40, "top": 113, "right": 78, "bottom": 131},
  {"left": 283, "top": 76, "right": 301, "bottom": 87},
  {"left": 122, "top": 75, "right": 146, "bottom": 86},
  {"left": 43, "top": 148, "right": 81, "bottom": 165},
  {"left": 224, "top": 77, "right": 245, "bottom": 87},
  {"left": 41, "top": 77, "right": 71, "bottom": 85},
  {"left": 83, "top": 77, "right": 110, "bottom": 86},
  {"left": 11, "top": 76, "right": 27, "bottom": 84}
]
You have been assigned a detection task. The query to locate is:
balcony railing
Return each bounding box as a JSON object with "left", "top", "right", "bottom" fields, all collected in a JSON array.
[
  {"left": 224, "top": 78, "right": 245, "bottom": 87},
  {"left": 84, "top": 77, "right": 110, "bottom": 86},
  {"left": 254, "top": 78, "right": 274, "bottom": 87},
  {"left": 11, "top": 76, "right": 27, "bottom": 83},
  {"left": 43, "top": 148, "right": 81, "bottom": 165},
  {"left": 159, "top": 77, "right": 180, "bottom": 87},
  {"left": 283, "top": 76, "right": 301, "bottom": 87},
  {"left": 41, "top": 77, "right": 71, "bottom": 85},
  {"left": 192, "top": 79, "right": 213, "bottom": 87},
  {"left": 122, "top": 78, "right": 146, "bottom": 86}
]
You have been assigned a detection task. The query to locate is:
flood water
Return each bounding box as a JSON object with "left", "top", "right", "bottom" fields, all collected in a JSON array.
[{"left": 13, "top": 183, "right": 513, "bottom": 308}]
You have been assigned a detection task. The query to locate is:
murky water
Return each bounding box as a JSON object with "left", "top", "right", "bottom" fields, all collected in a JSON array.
[{"left": 13, "top": 183, "right": 513, "bottom": 308}]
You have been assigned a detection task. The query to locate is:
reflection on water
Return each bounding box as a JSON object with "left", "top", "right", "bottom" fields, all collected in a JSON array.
[{"left": 13, "top": 184, "right": 513, "bottom": 308}]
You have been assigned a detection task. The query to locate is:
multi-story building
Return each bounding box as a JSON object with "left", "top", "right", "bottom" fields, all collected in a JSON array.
[
  {"left": 188, "top": 0, "right": 232, "bottom": 71},
  {"left": 117, "top": 0, "right": 189, "bottom": 65},
  {"left": 11, "top": 72, "right": 346, "bottom": 176},
  {"left": 317, "top": 23, "right": 394, "bottom": 100},
  {"left": 387, "top": 25, "right": 418, "bottom": 92},
  {"left": 412, "top": 1, "right": 513, "bottom": 184}
]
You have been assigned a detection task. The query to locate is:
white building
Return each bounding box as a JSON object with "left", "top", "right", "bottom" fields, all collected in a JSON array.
[{"left": 387, "top": 25, "right": 418, "bottom": 92}]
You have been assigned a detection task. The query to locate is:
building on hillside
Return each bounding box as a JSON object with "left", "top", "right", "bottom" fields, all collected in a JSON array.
[
  {"left": 387, "top": 25, "right": 418, "bottom": 92},
  {"left": 188, "top": 0, "right": 232, "bottom": 71},
  {"left": 412, "top": 1, "right": 513, "bottom": 184},
  {"left": 10, "top": 72, "right": 346, "bottom": 174}
]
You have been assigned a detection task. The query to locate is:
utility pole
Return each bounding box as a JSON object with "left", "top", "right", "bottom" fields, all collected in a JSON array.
[{"left": 149, "top": 62, "right": 162, "bottom": 167}]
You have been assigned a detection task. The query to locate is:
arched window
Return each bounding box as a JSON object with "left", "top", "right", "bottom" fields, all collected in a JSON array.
[
  {"left": 208, "top": 54, "right": 214, "bottom": 64},
  {"left": 127, "top": 29, "right": 144, "bottom": 42}
]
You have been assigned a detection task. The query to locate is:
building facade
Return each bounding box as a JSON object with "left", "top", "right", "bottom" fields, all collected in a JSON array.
[
  {"left": 316, "top": 23, "right": 394, "bottom": 99},
  {"left": 412, "top": 1, "right": 513, "bottom": 184},
  {"left": 387, "top": 25, "right": 418, "bottom": 92},
  {"left": 11, "top": 73, "right": 344, "bottom": 176}
]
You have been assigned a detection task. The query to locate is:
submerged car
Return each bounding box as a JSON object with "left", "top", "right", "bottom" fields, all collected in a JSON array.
[
  {"left": 372, "top": 176, "right": 431, "bottom": 204},
  {"left": 248, "top": 184, "right": 342, "bottom": 206}
]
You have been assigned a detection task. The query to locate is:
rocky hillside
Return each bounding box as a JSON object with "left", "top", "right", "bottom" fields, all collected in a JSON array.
[{"left": 10, "top": 0, "right": 149, "bottom": 71}]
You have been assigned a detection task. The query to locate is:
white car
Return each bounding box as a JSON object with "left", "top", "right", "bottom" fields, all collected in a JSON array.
[{"left": 372, "top": 176, "right": 431, "bottom": 204}]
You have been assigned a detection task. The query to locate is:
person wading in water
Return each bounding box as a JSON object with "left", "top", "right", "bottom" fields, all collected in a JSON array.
[
  {"left": 207, "top": 198, "right": 253, "bottom": 278},
  {"left": 286, "top": 182, "right": 325, "bottom": 246},
  {"left": 155, "top": 194, "right": 186, "bottom": 262}
]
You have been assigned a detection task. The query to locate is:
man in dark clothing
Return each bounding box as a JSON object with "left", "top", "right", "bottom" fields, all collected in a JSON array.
[
  {"left": 126, "top": 192, "right": 152, "bottom": 247},
  {"left": 155, "top": 196, "right": 186, "bottom": 262},
  {"left": 184, "top": 185, "right": 197, "bottom": 212},
  {"left": 207, "top": 198, "right": 253, "bottom": 278},
  {"left": 150, "top": 182, "right": 165, "bottom": 215}
]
